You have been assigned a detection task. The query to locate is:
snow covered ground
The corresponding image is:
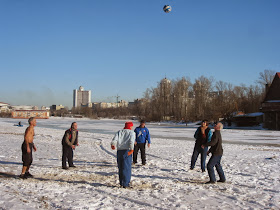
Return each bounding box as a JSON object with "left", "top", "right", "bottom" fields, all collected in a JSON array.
[{"left": 0, "top": 117, "right": 279, "bottom": 209}]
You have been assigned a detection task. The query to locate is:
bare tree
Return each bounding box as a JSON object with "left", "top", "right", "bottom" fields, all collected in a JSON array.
[
  {"left": 257, "top": 69, "right": 276, "bottom": 86},
  {"left": 171, "top": 77, "right": 192, "bottom": 121},
  {"left": 151, "top": 87, "right": 162, "bottom": 121},
  {"left": 232, "top": 84, "right": 248, "bottom": 113},
  {"left": 243, "top": 85, "right": 263, "bottom": 113},
  {"left": 159, "top": 78, "right": 172, "bottom": 120},
  {"left": 213, "top": 81, "right": 235, "bottom": 119},
  {"left": 192, "top": 76, "right": 213, "bottom": 120},
  {"left": 256, "top": 69, "right": 276, "bottom": 100},
  {"left": 138, "top": 73, "right": 267, "bottom": 122}
]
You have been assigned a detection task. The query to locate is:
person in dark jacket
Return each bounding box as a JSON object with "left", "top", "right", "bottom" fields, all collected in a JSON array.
[
  {"left": 190, "top": 120, "right": 212, "bottom": 172},
  {"left": 202, "top": 122, "right": 226, "bottom": 184},
  {"left": 133, "top": 120, "right": 151, "bottom": 165},
  {"left": 61, "top": 122, "right": 79, "bottom": 169}
]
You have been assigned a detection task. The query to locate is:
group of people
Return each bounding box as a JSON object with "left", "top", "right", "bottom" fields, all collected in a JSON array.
[
  {"left": 111, "top": 119, "right": 226, "bottom": 187},
  {"left": 19, "top": 118, "right": 80, "bottom": 178},
  {"left": 191, "top": 120, "right": 226, "bottom": 184},
  {"left": 19, "top": 117, "right": 225, "bottom": 187}
]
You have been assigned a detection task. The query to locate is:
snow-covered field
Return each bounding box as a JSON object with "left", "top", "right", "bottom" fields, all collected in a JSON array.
[{"left": 0, "top": 117, "right": 279, "bottom": 209}]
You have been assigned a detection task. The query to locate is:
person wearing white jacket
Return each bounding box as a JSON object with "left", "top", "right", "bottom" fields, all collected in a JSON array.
[{"left": 111, "top": 121, "right": 135, "bottom": 188}]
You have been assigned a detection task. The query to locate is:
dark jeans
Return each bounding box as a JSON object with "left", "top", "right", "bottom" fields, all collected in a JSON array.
[
  {"left": 207, "top": 155, "right": 226, "bottom": 182},
  {"left": 117, "top": 150, "right": 132, "bottom": 187},
  {"left": 191, "top": 145, "right": 208, "bottom": 171},
  {"left": 133, "top": 143, "right": 146, "bottom": 164},
  {"left": 62, "top": 145, "right": 74, "bottom": 167}
]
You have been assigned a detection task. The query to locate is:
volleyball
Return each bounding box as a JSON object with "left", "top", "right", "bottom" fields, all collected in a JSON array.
[{"left": 163, "top": 5, "right": 172, "bottom": 13}]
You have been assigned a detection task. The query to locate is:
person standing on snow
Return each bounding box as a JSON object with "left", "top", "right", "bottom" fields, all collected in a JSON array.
[
  {"left": 190, "top": 119, "right": 212, "bottom": 172},
  {"left": 202, "top": 122, "right": 226, "bottom": 184},
  {"left": 111, "top": 121, "right": 135, "bottom": 188},
  {"left": 20, "top": 117, "right": 37, "bottom": 179},
  {"left": 133, "top": 120, "right": 151, "bottom": 165},
  {"left": 61, "top": 122, "right": 79, "bottom": 169}
]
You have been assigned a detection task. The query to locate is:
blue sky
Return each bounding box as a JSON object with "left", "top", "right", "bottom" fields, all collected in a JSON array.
[{"left": 0, "top": 0, "right": 279, "bottom": 108}]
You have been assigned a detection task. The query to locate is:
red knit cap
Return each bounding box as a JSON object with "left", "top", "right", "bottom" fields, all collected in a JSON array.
[{"left": 124, "top": 121, "right": 133, "bottom": 129}]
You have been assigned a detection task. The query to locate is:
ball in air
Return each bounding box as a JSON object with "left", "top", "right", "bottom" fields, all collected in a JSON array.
[{"left": 163, "top": 5, "right": 172, "bottom": 13}]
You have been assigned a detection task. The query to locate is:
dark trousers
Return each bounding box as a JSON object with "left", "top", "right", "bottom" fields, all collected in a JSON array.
[
  {"left": 133, "top": 143, "right": 146, "bottom": 164},
  {"left": 207, "top": 155, "right": 226, "bottom": 182},
  {"left": 190, "top": 145, "right": 208, "bottom": 171},
  {"left": 117, "top": 150, "right": 132, "bottom": 187},
  {"left": 62, "top": 145, "right": 74, "bottom": 167},
  {"left": 22, "top": 143, "right": 33, "bottom": 166}
]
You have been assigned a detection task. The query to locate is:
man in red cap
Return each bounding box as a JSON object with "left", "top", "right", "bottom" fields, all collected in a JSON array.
[{"left": 111, "top": 121, "right": 135, "bottom": 188}]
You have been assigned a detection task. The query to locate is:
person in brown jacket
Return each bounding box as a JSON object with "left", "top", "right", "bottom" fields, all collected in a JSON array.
[
  {"left": 202, "top": 122, "right": 226, "bottom": 184},
  {"left": 61, "top": 122, "right": 79, "bottom": 169}
]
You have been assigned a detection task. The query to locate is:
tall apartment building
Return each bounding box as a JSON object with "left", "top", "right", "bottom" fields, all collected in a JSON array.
[{"left": 73, "top": 86, "right": 92, "bottom": 108}]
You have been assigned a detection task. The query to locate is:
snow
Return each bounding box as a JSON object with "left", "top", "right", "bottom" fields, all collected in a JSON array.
[{"left": 0, "top": 117, "right": 279, "bottom": 209}]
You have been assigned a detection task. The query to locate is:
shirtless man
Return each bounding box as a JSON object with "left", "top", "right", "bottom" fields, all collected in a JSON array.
[{"left": 20, "top": 117, "right": 37, "bottom": 179}]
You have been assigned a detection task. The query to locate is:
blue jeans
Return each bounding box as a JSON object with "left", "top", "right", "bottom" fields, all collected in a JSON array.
[
  {"left": 191, "top": 145, "right": 208, "bottom": 171},
  {"left": 117, "top": 150, "right": 132, "bottom": 187},
  {"left": 207, "top": 155, "right": 226, "bottom": 182}
]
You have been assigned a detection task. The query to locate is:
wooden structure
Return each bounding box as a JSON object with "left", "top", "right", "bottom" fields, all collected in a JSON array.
[
  {"left": 260, "top": 72, "right": 280, "bottom": 130},
  {"left": 11, "top": 110, "right": 49, "bottom": 119},
  {"left": 233, "top": 112, "right": 263, "bottom": 127}
]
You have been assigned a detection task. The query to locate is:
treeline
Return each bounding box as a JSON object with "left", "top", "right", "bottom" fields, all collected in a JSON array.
[
  {"left": 70, "top": 106, "right": 134, "bottom": 119},
  {"left": 133, "top": 76, "right": 262, "bottom": 122},
  {"left": 69, "top": 70, "right": 277, "bottom": 122},
  {"left": 0, "top": 112, "right": 11, "bottom": 118},
  {"left": 132, "top": 70, "right": 276, "bottom": 122}
]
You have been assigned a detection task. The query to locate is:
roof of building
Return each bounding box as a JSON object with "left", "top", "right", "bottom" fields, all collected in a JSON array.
[
  {"left": 263, "top": 72, "right": 280, "bottom": 102},
  {"left": 234, "top": 112, "right": 263, "bottom": 118}
]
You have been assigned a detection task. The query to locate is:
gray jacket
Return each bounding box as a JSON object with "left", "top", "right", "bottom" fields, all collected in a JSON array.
[{"left": 111, "top": 129, "right": 135, "bottom": 151}]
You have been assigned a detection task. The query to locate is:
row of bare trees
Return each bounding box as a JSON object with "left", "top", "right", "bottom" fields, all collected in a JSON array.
[{"left": 132, "top": 70, "right": 276, "bottom": 122}]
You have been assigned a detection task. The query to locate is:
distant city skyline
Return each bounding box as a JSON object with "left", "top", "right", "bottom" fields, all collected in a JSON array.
[{"left": 1, "top": 1, "right": 280, "bottom": 108}]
